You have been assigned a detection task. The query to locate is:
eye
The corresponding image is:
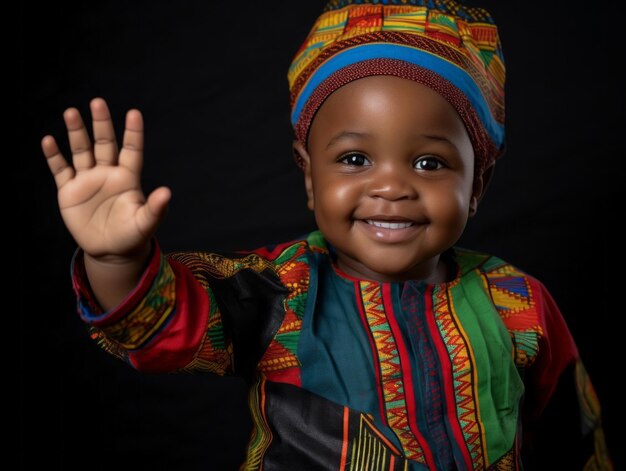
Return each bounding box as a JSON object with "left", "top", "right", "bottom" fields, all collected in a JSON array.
[
  {"left": 338, "top": 153, "right": 371, "bottom": 166},
  {"left": 414, "top": 156, "right": 444, "bottom": 171}
]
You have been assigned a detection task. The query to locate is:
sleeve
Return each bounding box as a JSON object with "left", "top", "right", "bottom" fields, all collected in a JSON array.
[
  {"left": 521, "top": 279, "right": 613, "bottom": 470},
  {"left": 71, "top": 240, "right": 233, "bottom": 376}
]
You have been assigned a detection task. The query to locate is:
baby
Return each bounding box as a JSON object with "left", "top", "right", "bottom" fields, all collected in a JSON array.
[{"left": 42, "top": 0, "right": 611, "bottom": 469}]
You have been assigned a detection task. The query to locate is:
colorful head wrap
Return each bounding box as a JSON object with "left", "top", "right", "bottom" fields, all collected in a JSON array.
[{"left": 288, "top": 0, "right": 505, "bottom": 175}]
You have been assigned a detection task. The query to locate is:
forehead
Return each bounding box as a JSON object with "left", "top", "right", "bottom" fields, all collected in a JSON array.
[{"left": 308, "top": 75, "right": 468, "bottom": 145}]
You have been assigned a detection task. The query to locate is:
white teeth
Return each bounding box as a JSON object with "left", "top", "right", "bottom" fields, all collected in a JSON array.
[{"left": 366, "top": 220, "right": 414, "bottom": 229}]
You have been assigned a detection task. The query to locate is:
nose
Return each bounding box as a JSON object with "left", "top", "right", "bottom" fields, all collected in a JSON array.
[{"left": 366, "top": 163, "right": 418, "bottom": 201}]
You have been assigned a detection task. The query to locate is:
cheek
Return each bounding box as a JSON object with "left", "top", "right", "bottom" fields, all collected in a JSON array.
[
  {"left": 314, "top": 176, "right": 362, "bottom": 216},
  {"left": 424, "top": 184, "right": 470, "bottom": 225}
]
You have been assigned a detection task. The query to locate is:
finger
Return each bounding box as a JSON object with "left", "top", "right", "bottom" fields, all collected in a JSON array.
[
  {"left": 118, "top": 109, "right": 144, "bottom": 175},
  {"left": 90, "top": 98, "right": 118, "bottom": 166},
  {"left": 64, "top": 107, "right": 95, "bottom": 172},
  {"left": 41, "top": 135, "right": 75, "bottom": 189},
  {"left": 136, "top": 186, "right": 171, "bottom": 236}
]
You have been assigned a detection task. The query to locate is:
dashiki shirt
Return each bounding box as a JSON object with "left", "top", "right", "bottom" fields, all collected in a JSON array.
[{"left": 72, "top": 231, "right": 611, "bottom": 470}]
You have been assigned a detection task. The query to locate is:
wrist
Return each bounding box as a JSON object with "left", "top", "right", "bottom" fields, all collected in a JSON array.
[
  {"left": 82, "top": 241, "right": 155, "bottom": 312},
  {"left": 84, "top": 242, "right": 152, "bottom": 268}
]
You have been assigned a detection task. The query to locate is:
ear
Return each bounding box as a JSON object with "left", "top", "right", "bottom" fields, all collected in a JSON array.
[
  {"left": 293, "top": 140, "right": 315, "bottom": 211},
  {"left": 469, "top": 163, "right": 495, "bottom": 217}
]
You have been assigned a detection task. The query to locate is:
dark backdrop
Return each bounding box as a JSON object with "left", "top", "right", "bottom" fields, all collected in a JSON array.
[{"left": 20, "top": 1, "right": 621, "bottom": 469}]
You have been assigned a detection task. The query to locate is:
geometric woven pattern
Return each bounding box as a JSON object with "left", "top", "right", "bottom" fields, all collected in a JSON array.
[
  {"left": 257, "top": 241, "right": 311, "bottom": 385},
  {"left": 357, "top": 281, "right": 427, "bottom": 463},
  {"left": 432, "top": 285, "right": 486, "bottom": 469},
  {"left": 72, "top": 230, "right": 611, "bottom": 469},
  {"left": 485, "top": 264, "right": 543, "bottom": 367},
  {"left": 288, "top": 0, "right": 506, "bottom": 172}
]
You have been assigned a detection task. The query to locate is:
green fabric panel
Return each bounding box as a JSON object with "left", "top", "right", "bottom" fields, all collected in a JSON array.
[
  {"left": 448, "top": 268, "right": 523, "bottom": 465},
  {"left": 454, "top": 248, "right": 490, "bottom": 275},
  {"left": 478, "top": 252, "right": 506, "bottom": 272}
]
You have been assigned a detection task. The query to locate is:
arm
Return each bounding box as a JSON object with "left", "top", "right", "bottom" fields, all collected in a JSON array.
[
  {"left": 73, "top": 241, "right": 233, "bottom": 375},
  {"left": 72, "top": 240, "right": 294, "bottom": 377},
  {"left": 42, "top": 98, "right": 171, "bottom": 310}
]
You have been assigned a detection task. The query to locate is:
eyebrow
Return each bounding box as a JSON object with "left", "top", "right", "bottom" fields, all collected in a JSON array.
[
  {"left": 422, "top": 134, "right": 455, "bottom": 146},
  {"left": 325, "top": 131, "right": 372, "bottom": 150},
  {"left": 325, "top": 130, "right": 455, "bottom": 149}
]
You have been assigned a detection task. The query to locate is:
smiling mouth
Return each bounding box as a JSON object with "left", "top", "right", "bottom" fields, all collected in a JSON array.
[{"left": 365, "top": 220, "right": 414, "bottom": 229}]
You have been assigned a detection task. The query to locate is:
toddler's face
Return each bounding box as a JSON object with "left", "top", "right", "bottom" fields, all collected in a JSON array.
[{"left": 298, "top": 75, "right": 483, "bottom": 283}]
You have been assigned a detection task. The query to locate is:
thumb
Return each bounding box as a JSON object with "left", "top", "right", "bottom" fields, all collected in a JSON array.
[{"left": 136, "top": 186, "right": 172, "bottom": 235}]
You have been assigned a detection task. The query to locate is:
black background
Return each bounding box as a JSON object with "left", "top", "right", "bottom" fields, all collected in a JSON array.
[{"left": 20, "top": 1, "right": 622, "bottom": 469}]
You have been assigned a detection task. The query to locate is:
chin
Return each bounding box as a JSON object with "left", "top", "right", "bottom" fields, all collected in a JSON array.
[{"left": 362, "top": 256, "right": 423, "bottom": 281}]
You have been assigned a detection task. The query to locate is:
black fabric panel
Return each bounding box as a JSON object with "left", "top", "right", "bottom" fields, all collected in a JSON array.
[
  {"left": 262, "top": 380, "right": 410, "bottom": 470},
  {"left": 263, "top": 381, "right": 346, "bottom": 470},
  {"left": 209, "top": 265, "right": 289, "bottom": 383}
]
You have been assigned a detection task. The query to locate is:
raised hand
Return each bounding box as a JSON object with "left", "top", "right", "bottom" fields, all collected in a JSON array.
[{"left": 42, "top": 98, "right": 171, "bottom": 262}]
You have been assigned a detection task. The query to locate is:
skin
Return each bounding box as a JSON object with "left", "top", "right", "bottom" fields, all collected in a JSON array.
[
  {"left": 295, "top": 75, "right": 487, "bottom": 283},
  {"left": 42, "top": 98, "right": 170, "bottom": 310},
  {"left": 42, "top": 76, "right": 487, "bottom": 309}
]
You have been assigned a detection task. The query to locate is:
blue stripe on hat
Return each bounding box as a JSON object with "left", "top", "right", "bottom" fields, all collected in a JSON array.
[{"left": 291, "top": 43, "right": 503, "bottom": 147}]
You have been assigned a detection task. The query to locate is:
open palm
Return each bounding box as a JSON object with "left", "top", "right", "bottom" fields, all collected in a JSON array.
[{"left": 42, "top": 98, "right": 171, "bottom": 260}]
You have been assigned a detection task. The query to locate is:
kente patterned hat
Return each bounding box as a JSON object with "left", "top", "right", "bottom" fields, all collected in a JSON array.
[{"left": 288, "top": 0, "right": 505, "bottom": 174}]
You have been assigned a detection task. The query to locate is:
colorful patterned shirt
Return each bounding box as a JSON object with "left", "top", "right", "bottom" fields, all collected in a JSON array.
[{"left": 72, "top": 231, "right": 611, "bottom": 470}]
